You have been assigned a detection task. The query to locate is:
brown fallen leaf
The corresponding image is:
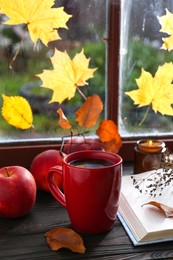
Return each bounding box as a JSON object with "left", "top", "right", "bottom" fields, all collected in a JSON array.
[
  {"left": 75, "top": 94, "right": 103, "bottom": 128},
  {"left": 57, "top": 108, "right": 72, "bottom": 129},
  {"left": 45, "top": 227, "right": 86, "bottom": 253},
  {"left": 142, "top": 201, "right": 173, "bottom": 218}
]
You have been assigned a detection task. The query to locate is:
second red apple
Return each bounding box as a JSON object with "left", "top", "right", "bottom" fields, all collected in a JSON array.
[
  {"left": 30, "top": 149, "right": 63, "bottom": 192},
  {"left": 63, "top": 137, "right": 103, "bottom": 154}
]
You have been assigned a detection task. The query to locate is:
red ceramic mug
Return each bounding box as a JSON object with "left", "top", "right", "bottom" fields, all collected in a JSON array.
[{"left": 47, "top": 150, "right": 122, "bottom": 234}]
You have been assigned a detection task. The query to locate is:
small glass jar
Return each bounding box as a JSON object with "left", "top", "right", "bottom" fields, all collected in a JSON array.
[{"left": 134, "top": 140, "right": 166, "bottom": 174}]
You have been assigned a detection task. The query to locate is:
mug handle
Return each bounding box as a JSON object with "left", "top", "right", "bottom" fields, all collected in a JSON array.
[{"left": 47, "top": 166, "right": 66, "bottom": 208}]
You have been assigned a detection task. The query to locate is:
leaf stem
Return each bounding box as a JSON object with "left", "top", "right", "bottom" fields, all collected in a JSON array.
[
  {"left": 77, "top": 87, "right": 87, "bottom": 100},
  {"left": 139, "top": 105, "right": 151, "bottom": 126},
  {"left": 5, "top": 167, "right": 10, "bottom": 177},
  {"left": 9, "top": 38, "right": 24, "bottom": 70}
]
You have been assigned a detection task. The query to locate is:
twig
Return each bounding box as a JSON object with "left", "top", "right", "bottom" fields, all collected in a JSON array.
[
  {"left": 9, "top": 38, "right": 24, "bottom": 70},
  {"left": 77, "top": 87, "right": 87, "bottom": 100},
  {"left": 132, "top": 149, "right": 173, "bottom": 196},
  {"left": 139, "top": 105, "right": 151, "bottom": 126}
]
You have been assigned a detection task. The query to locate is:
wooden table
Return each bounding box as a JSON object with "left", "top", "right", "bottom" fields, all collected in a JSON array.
[{"left": 1, "top": 163, "right": 173, "bottom": 260}]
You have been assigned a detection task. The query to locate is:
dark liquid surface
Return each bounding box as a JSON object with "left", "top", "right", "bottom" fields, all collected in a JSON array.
[{"left": 70, "top": 158, "right": 114, "bottom": 168}]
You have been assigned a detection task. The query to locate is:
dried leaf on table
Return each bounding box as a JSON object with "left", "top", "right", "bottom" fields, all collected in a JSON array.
[
  {"left": 75, "top": 95, "right": 103, "bottom": 128},
  {"left": 96, "top": 120, "right": 122, "bottom": 153},
  {"left": 57, "top": 108, "right": 71, "bottom": 129},
  {"left": 1, "top": 94, "right": 33, "bottom": 130},
  {"left": 45, "top": 227, "right": 86, "bottom": 253},
  {"left": 142, "top": 201, "right": 173, "bottom": 218}
]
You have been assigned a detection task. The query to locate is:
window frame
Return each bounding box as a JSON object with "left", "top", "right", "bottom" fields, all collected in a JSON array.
[{"left": 0, "top": 0, "right": 173, "bottom": 169}]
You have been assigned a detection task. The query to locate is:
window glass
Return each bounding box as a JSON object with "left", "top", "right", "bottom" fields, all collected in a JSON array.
[
  {"left": 119, "top": 0, "right": 173, "bottom": 138},
  {"left": 0, "top": 0, "right": 106, "bottom": 142}
]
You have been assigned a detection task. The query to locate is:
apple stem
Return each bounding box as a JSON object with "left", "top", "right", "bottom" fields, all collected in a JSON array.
[{"left": 5, "top": 167, "right": 10, "bottom": 177}]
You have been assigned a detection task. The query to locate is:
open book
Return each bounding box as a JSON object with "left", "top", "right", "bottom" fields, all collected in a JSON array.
[{"left": 118, "top": 170, "right": 173, "bottom": 246}]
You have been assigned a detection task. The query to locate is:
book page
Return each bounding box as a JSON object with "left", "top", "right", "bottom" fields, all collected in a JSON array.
[{"left": 119, "top": 170, "right": 173, "bottom": 242}]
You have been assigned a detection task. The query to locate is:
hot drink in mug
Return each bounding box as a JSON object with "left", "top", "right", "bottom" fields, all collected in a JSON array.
[{"left": 47, "top": 150, "right": 122, "bottom": 234}]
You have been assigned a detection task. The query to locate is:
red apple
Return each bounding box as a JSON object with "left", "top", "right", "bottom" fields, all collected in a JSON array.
[
  {"left": 63, "top": 137, "right": 104, "bottom": 154},
  {"left": 30, "top": 150, "right": 63, "bottom": 192},
  {"left": 0, "top": 166, "right": 36, "bottom": 218}
]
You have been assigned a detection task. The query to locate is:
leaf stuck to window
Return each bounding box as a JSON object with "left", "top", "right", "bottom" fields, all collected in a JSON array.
[
  {"left": 45, "top": 227, "right": 86, "bottom": 253},
  {"left": 125, "top": 62, "right": 173, "bottom": 124},
  {"left": 37, "top": 49, "right": 97, "bottom": 104},
  {"left": 0, "top": 0, "right": 72, "bottom": 46},
  {"left": 1, "top": 94, "right": 33, "bottom": 130},
  {"left": 158, "top": 8, "right": 173, "bottom": 51}
]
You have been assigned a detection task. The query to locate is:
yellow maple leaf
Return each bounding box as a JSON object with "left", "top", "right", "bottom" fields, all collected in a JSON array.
[
  {"left": 0, "top": 0, "right": 71, "bottom": 46},
  {"left": 125, "top": 62, "right": 173, "bottom": 116},
  {"left": 1, "top": 94, "right": 33, "bottom": 130},
  {"left": 37, "top": 49, "right": 97, "bottom": 104},
  {"left": 158, "top": 9, "right": 173, "bottom": 51}
]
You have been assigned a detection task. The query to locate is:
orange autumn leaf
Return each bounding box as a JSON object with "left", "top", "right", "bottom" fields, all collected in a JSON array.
[
  {"left": 142, "top": 201, "right": 173, "bottom": 218},
  {"left": 75, "top": 95, "right": 103, "bottom": 128},
  {"left": 100, "top": 138, "right": 122, "bottom": 153},
  {"left": 96, "top": 120, "right": 122, "bottom": 153},
  {"left": 96, "top": 120, "right": 120, "bottom": 142},
  {"left": 57, "top": 108, "right": 71, "bottom": 129},
  {"left": 45, "top": 227, "right": 86, "bottom": 253}
]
